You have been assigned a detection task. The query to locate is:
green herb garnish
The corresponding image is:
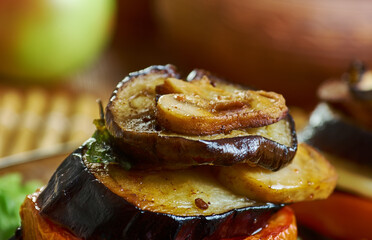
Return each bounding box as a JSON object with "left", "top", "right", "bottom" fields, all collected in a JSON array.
[
  {"left": 0, "top": 173, "right": 40, "bottom": 240},
  {"left": 85, "top": 119, "right": 131, "bottom": 170}
]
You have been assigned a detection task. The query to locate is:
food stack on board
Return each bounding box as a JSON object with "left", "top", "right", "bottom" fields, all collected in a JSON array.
[{"left": 15, "top": 65, "right": 337, "bottom": 240}]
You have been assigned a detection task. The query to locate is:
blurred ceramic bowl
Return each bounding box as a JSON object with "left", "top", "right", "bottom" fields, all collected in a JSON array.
[{"left": 154, "top": 0, "right": 372, "bottom": 107}]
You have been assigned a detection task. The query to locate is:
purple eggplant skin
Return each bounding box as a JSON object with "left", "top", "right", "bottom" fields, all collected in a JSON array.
[
  {"left": 36, "top": 144, "right": 284, "bottom": 240},
  {"left": 109, "top": 114, "right": 297, "bottom": 171},
  {"left": 105, "top": 65, "right": 298, "bottom": 171},
  {"left": 300, "top": 103, "right": 372, "bottom": 167}
]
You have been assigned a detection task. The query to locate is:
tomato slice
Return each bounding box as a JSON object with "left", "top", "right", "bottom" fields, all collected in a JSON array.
[
  {"left": 20, "top": 192, "right": 80, "bottom": 240},
  {"left": 223, "top": 206, "right": 297, "bottom": 240},
  {"left": 292, "top": 191, "right": 372, "bottom": 240}
]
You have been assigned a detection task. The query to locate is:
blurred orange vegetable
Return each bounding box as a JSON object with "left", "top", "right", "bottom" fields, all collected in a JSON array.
[{"left": 292, "top": 191, "right": 372, "bottom": 240}]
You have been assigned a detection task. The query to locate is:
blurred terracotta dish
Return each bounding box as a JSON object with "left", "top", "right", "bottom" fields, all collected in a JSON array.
[{"left": 154, "top": 0, "right": 372, "bottom": 108}]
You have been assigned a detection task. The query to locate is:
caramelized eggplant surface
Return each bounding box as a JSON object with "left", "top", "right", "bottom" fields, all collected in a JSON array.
[
  {"left": 36, "top": 145, "right": 283, "bottom": 240},
  {"left": 105, "top": 65, "right": 297, "bottom": 171},
  {"left": 216, "top": 143, "right": 337, "bottom": 203},
  {"left": 300, "top": 103, "right": 372, "bottom": 167}
]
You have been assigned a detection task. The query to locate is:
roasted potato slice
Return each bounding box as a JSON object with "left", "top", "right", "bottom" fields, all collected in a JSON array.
[
  {"left": 216, "top": 143, "right": 337, "bottom": 203},
  {"left": 105, "top": 65, "right": 297, "bottom": 171}
]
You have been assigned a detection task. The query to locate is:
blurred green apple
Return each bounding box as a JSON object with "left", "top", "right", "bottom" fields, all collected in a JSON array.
[{"left": 0, "top": 0, "right": 116, "bottom": 82}]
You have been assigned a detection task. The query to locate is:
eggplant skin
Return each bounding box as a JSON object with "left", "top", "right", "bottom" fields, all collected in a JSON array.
[
  {"left": 300, "top": 103, "right": 372, "bottom": 167},
  {"left": 105, "top": 65, "right": 297, "bottom": 171},
  {"left": 36, "top": 145, "right": 283, "bottom": 240},
  {"left": 110, "top": 114, "right": 297, "bottom": 171},
  {"left": 105, "top": 64, "right": 178, "bottom": 141}
]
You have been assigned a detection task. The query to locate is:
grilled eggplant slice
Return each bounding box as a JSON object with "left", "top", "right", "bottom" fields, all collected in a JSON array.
[
  {"left": 35, "top": 144, "right": 283, "bottom": 240},
  {"left": 216, "top": 143, "right": 337, "bottom": 203},
  {"left": 300, "top": 103, "right": 372, "bottom": 167},
  {"left": 105, "top": 65, "right": 297, "bottom": 171},
  {"left": 21, "top": 193, "right": 296, "bottom": 240}
]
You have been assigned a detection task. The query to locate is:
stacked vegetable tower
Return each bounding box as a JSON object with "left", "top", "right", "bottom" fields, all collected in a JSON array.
[{"left": 17, "top": 65, "right": 337, "bottom": 240}]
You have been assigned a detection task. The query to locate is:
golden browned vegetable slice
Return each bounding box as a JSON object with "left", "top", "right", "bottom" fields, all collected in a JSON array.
[
  {"left": 156, "top": 77, "right": 288, "bottom": 135},
  {"left": 216, "top": 143, "right": 337, "bottom": 203},
  {"left": 105, "top": 65, "right": 297, "bottom": 171},
  {"left": 92, "top": 162, "right": 266, "bottom": 216}
]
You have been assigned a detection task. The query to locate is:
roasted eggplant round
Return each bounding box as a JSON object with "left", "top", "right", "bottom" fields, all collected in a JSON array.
[
  {"left": 300, "top": 103, "right": 372, "bottom": 167},
  {"left": 105, "top": 65, "right": 297, "bottom": 171},
  {"left": 20, "top": 193, "right": 297, "bottom": 240},
  {"left": 33, "top": 144, "right": 283, "bottom": 240}
]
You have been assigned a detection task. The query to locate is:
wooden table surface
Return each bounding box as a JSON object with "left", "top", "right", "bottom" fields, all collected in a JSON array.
[{"left": 0, "top": 153, "right": 68, "bottom": 184}]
